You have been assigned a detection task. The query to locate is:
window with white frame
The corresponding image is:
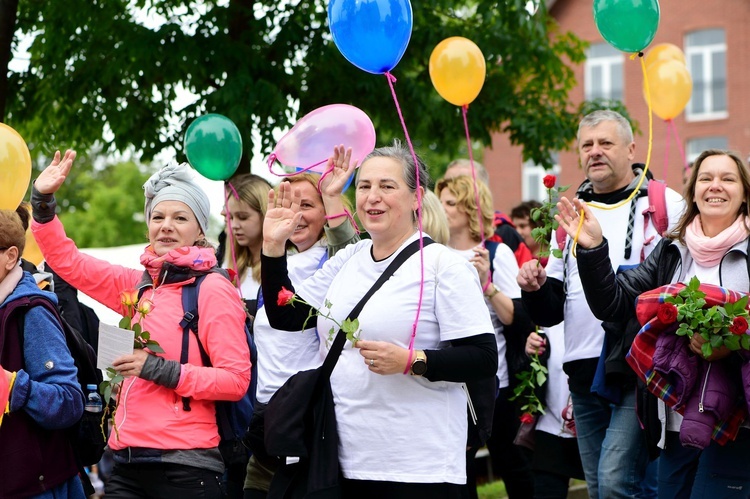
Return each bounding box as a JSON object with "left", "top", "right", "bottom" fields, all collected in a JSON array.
[
  {"left": 522, "top": 154, "right": 561, "bottom": 202},
  {"left": 686, "top": 136, "right": 728, "bottom": 163},
  {"left": 585, "top": 43, "right": 624, "bottom": 101},
  {"left": 685, "top": 29, "right": 727, "bottom": 120}
]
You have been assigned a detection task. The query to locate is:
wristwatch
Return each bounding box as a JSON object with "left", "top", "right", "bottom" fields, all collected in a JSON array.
[
  {"left": 484, "top": 284, "right": 500, "bottom": 299},
  {"left": 410, "top": 350, "right": 427, "bottom": 376}
]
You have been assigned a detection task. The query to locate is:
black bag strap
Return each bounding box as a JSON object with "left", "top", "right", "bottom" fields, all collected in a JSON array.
[{"left": 319, "top": 237, "right": 433, "bottom": 381}]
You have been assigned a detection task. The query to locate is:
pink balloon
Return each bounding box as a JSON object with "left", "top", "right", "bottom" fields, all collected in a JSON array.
[{"left": 270, "top": 104, "right": 376, "bottom": 174}]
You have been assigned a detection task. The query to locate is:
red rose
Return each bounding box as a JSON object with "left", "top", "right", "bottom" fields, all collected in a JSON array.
[
  {"left": 519, "top": 412, "right": 535, "bottom": 425},
  {"left": 730, "top": 316, "right": 749, "bottom": 335},
  {"left": 543, "top": 174, "right": 556, "bottom": 189},
  {"left": 657, "top": 303, "right": 678, "bottom": 324},
  {"left": 277, "top": 287, "right": 295, "bottom": 307}
]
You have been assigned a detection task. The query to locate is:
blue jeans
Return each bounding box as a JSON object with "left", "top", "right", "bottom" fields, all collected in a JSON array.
[
  {"left": 659, "top": 429, "right": 750, "bottom": 498},
  {"left": 570, "top": 389, "right": 655, "bottom": 499}
]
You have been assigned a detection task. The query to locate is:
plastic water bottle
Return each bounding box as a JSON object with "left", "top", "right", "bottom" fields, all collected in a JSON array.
[{"left": 85, "top": 384, "right": 103, "bottom": 413}]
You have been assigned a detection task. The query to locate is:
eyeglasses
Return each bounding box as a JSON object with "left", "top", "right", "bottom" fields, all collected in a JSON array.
[{"left": 0, "top": 247, "right": 7, "bottom": 251}]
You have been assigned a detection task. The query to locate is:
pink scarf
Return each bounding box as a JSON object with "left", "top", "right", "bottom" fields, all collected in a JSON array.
[
  {"left": 684, "top": 215, "right": 750, "bottom": 266},
  {"left": 139, "top": 245, "right": 217, "bottom": 282}
]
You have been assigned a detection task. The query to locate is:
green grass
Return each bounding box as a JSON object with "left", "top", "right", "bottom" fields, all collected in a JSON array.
[{"left": 477, "top": 480, "right": 507, "bottom": 499}]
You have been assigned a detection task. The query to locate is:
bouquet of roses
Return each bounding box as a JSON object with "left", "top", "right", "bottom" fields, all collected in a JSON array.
[{"left": 642, "top": 276, "right": 750, "bottom": 358}]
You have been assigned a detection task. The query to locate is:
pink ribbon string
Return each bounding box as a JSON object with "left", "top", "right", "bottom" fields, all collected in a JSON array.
[
  {"left": 224, "top": 181, "right": 243, "bottom": 297},
  {"left": 462, "top": 104, "right": 486, "bottom": 249},
  {"left": 384, "top": 71, "right": 426, "bottom": 369},
  {"left": 267, "top": 152, "right": 328, "bottom": 178},
  {"left": 663, "top": 119, "right": 671, "bottom": 182},
  {"left": 668, "top": 119, "right": 688, "bottom": 171}
]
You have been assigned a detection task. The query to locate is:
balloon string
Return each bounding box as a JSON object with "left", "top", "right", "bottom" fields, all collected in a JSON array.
[
  {"left": 223, "top": 181, "right": 242, "bottom": 297},
  {"left": 267, "top": 152, "right": 328, "bottom": 178},
  {"left": 668, "top": 118, "right": 688, "bottom": 170},
  {"left": 663, "top": 119, "right": 671, "bottom": 182},
  {"left": 384, "top": 71, "right": 425, "bottom": 366},
  {"left": 462, "top": 105, "right": 486, "bottom": 249},
  {"left": 316, "top": 163, "right": 361, "bottom": 235},
  {"left": 571, "top": 54, "right": 654, "bottom": 258}
]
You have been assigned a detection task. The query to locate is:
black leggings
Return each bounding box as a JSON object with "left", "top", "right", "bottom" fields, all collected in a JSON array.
[
  {"left": 106, "top": 462, "right": 224, "bottom": 499},
  {"left": 340, "top": 477, "right": 464, "bottom": 499}
]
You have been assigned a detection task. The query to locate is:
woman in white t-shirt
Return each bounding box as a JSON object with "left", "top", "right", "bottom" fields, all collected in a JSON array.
[
  {"left": 436, "top": 174, "right": 534, "bottom": 498},
  {"left": 260, "top": 141, "right": 497, "bottom": 498},
  {"left": 244, "top": 147, "right": 359, "bottom": 498},
  {"left": 223, "top": 174, "right": 272, "bottom": 315}
]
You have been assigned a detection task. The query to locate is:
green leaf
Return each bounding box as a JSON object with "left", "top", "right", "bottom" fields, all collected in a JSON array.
[
  {"left": 701, "top": 342, "right": 713, "bottom": 358},
  {"left": 102, "top": 384, "right": 112, "bottom": 405},
  {"left": 119, "top": 317, "right": 131, "bottom": 329},
  {"left": 535, "top": 372, "right": 547, "bottom": 386},
  {"left": 551, "top": 249, "right": 563, "bottom": 259},
  {"left": 741, "top": 335, "right": 750, "bottom": 350},
  {"left": 724, "top": 335, "right": 740, "bottom": 351},
  {"left": 146, "top": 341, "right": 165, "bottom": 353},
  {"left": 140, "top": 331, "right": 150, "bottom": 341},
  {"left": 324, "top": 299, "right": 332, "bottom": 310},
  {"left": 710, "top": 334, "right": 724, "bottom": 348},
  {"left": 132, "top": 323, "right": 142, "bottom": 335}
]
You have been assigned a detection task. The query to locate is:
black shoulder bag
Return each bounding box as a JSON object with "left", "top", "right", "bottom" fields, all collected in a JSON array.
[{"left": 265, "top": 237, "right": 432, "bottom": 499}]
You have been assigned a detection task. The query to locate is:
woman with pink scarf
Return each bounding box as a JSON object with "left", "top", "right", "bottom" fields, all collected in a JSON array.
[
  {"left": 522, "top": 149, "right": 750, "bottom": 498},
  {"left": 31, "top": 151, "right": 250, "bottom": 498}
]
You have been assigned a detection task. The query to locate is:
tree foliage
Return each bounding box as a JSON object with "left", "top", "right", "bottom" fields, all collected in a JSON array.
[
  {"left": 7, "top": 0, "right": 587, "bottom": 177},
  {"left": 55, "top": 159, "right": 152, "bottom": 247}
]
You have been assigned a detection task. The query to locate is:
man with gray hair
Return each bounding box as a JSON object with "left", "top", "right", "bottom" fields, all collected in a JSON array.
[{"left": 518, "top": 110, "right": 685, "bottom": 498}]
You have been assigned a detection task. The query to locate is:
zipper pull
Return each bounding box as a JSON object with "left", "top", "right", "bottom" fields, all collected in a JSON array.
[{"left": 698, "top": 402, "right": 704, "bottom": 413}]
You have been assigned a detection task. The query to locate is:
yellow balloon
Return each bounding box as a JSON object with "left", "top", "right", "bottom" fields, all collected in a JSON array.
[
  {"left": 429, "top": 37, "right": 486, "bottom": 107},
  {"left": 644, "top": 43, "right": 686, "bottom": 69},
  {"left": 643, "top": 59, "right": 693, "bottom": 121},
  {"left": 0, "top": 123, "right": 31, "bottom": 210}
]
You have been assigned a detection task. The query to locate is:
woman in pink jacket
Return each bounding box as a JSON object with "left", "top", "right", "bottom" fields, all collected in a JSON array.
[{"left": 31, "top": 150, "right": 251, "bottom": 499}]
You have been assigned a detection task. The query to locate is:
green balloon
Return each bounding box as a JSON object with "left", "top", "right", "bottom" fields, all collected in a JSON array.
[
  {"left": 593, "top": 0, "right": 660, "bottom": 53},
  {"left": 184, "top": 114, "right": 243, "bottom": 181}
]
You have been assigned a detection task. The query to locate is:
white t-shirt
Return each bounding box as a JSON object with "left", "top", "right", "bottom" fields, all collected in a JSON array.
[
  {"left": 296, "top": 232, "right": 494, "bottom": 484},
  {"left": 546, "top": 190, "right": 684, "bottom": 364},
  {"left": 448, "top": 243, "right": 521, "bottom": 388},
  {"left": 254, "top": 241, "right": 328, "bottom": 404}
]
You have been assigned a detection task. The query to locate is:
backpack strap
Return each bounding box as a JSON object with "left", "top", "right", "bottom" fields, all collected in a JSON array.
[
  {"left": 178, "top": 274, "right": 212, "bottom": 411},
  {"left": 641, "top": 179, "right": 669, "bottom": 261},
  {"left": 485, "top": 240, "right": 499, "bottom": 276}
]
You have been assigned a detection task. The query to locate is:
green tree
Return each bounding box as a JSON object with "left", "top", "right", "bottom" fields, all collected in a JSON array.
[
  {"left": 5, "top": 0, "right": 586, "bottom": 177},
  {"left": 56, "top": 159, "right": 153, "bottom": 247}
]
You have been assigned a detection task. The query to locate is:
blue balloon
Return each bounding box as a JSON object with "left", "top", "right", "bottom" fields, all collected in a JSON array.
[{"left": 328, "top": 0, "right": 413, "bottom": 74}]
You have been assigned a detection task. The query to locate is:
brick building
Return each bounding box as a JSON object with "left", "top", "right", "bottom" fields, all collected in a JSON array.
[{"left": 485, "top": 0, "right": 750, "bottom": 212}]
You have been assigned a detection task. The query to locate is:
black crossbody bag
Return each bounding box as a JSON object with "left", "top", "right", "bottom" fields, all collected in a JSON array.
[{"left": 264, "top": 237, "right": 432, "bottom": 499}]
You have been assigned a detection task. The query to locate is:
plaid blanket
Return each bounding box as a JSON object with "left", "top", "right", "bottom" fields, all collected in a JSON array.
[{"left": 627, "top": 282, "right": 748, "bottom": 446}]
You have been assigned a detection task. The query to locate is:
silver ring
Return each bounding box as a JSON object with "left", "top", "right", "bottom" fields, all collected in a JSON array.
[{"left": 369, "top": 359, "right": 375, "bottom": 367}]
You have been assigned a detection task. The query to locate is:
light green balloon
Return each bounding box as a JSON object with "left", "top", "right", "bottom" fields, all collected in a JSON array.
[
  {"left": 594, "top": 0, "right": 660, "bottom": 53},
  {"left": 184, "top": 114, "right": 243, "bottom": 181}
]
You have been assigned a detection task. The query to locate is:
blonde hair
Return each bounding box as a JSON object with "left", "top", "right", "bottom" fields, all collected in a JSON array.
[
  {"left": 225, "top": 174, "right": 272, "bottom": 284},
  {"left": 435, "top": 175, "right": 494, "bottom": 241},
  {"left": 420, "top": 190, "right": 449, "bottom": 244}
]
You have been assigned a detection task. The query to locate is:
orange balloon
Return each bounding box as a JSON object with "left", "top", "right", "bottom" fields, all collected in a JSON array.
[
  {"left": 644, "top": 43, "right": 686, "bottom": 69},
  {"left": 643, "top": 59, "right": 693, "bottom": 120},
  {"left": 0, "top": 123, "right": 31, "bottom": 210},
  {"left": 429, "top": 37, "right": 486, "bottom": 106}
]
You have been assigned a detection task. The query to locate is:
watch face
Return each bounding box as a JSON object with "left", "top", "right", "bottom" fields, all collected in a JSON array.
[{"left": 411, "top": 359, "right": 427, "bottom": 375}]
